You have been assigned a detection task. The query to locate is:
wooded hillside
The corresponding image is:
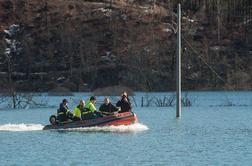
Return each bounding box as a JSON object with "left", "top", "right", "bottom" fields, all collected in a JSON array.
[{"left": 0, "top": 0, "right": 251, "bottom": 91}]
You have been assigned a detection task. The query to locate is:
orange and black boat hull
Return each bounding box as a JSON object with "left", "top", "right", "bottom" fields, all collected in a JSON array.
[{"left": 43, "top": 112, "right": 138, "bottom": 130}]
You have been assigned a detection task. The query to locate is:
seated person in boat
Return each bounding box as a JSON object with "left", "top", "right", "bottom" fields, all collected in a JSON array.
[
  {"left": 116, "top": 92, "right": 132, "bottom": 113},
  {"left": 73, "top": 100, "right": 86, "bottom": 120},
  {"left": 83, "top": 96, "right": 102, "bottom": 120},
  {"left": 57, "top": 99, "right": 77, "bottom": 123},
  {"left": 99, "top": 97, "right": 119, "bottom": 116}
]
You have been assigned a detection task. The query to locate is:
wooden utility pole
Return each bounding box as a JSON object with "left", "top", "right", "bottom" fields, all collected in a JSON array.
[{"left": 176, "top": 4, "right": 181, "bottom": 118}]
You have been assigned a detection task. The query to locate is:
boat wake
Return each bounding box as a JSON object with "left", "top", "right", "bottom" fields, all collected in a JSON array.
[
  {"left": 0, "top": 123, "right": 44, "bottom": 132},
  {"left": 61, "top": 123, "right": 149, "bottom": 133},
  {"left": 0, "top": 123, "right": 148, "bottom": 133}
]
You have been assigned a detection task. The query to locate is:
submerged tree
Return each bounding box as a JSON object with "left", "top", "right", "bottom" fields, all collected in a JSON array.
[
  {"left": 2, "top": 24, "right": 22, "bottom": 108},
  {"left": 1, "top": 24, "right": 46, "bottom": 109}
]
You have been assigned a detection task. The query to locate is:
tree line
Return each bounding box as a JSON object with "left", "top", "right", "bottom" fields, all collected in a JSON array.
[{"left": 0, "top": 0, "right": 251, "bottom": 94}]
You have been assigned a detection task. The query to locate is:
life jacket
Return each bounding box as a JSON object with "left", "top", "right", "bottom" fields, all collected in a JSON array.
[
  {"left": 57, "top": 103, "right": 70, "bottom": 116},
  {"left": 73, "top": 105, "right": 82, "bottom": 118},
  {"left": 85, "top": 100, "right": 96, "bottom": 113}
]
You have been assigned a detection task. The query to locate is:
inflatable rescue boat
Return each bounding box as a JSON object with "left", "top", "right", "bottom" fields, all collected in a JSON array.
[{"left": 43, "top": 111, "right": 138, "bottom": 130}]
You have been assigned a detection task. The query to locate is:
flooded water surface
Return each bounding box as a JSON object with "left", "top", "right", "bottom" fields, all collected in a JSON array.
[{"left": 0, "top": 92, "right": 251, "bottom": 166}]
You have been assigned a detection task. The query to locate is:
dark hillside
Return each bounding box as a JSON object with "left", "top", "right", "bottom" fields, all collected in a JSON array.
[{"left": 0, "top": 0, "right": 251, "bottom": 91}]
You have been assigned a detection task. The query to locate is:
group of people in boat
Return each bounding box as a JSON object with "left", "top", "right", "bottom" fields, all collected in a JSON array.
[{"left": 57, "top": 92, "right": 132, "bottom": 123}]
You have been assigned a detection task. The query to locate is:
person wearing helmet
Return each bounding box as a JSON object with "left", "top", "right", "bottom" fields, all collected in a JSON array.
[{"left": 57, "top": 99, "right": 75, "bottom": 123}]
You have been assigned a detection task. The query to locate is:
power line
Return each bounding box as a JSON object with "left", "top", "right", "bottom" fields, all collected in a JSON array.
[{"left": 182, "top": 36, "right": 236, "bottom": 90}]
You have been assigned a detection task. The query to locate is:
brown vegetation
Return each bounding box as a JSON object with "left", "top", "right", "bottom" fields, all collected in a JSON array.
[{"left": 0, "top": 0, "right": 251, "bottom": 92}]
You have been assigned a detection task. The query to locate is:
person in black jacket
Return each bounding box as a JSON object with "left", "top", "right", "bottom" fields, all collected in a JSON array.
[
  {"left": 57, "top": 99, "right": 76, "bottom": 123},
  {"left": 116, "top": 92, "right": 132, "bottom": 113},
  {"left": 99, "top": 97, "right": 119, "bottom": 116}
]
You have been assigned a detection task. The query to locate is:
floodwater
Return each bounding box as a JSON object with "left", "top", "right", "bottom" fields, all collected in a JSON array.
[{"left": 0, "top": 92, "right": 251, "bottom": 166}]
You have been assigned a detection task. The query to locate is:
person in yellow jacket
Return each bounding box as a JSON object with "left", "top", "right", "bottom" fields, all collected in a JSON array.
[
  {"left": 73, "top": 100, "right": 85, "bottom": 120},
  {"left": 83, "top": 96, "right": 102, "bottom": 120},
  {"left": 85, "top": 96, "right": 97, "bottom": 112}
]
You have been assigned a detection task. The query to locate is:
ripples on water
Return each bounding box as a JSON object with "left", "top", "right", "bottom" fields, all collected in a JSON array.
[{"left": 0, "top": 92, "right": 251, "bottom": 165}]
